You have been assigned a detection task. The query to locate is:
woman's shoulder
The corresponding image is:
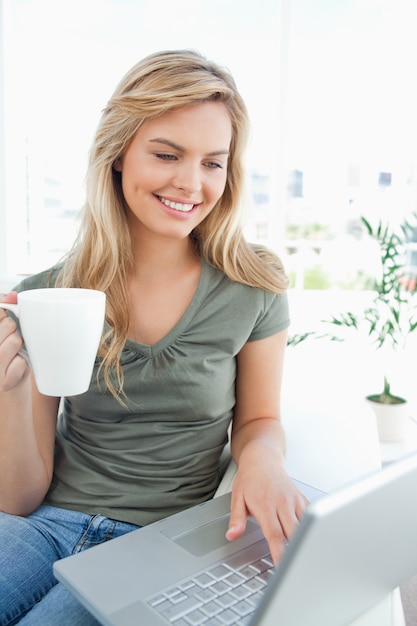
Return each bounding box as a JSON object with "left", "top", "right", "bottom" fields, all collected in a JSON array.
[
  {"left": 202, "top": 255, "right": 286, "bottom": 307},
  {"left": 199, "top": 257, "right": 289, "bottom": 341},
  {"left": 14, "top": 264, "right": 63, "bottom": 292},
  {"left": 203, "top": 240, "right": 288, "bottom": 295},
  {"left": 249, "top": 243, "right": 288, "bottom": 281}
]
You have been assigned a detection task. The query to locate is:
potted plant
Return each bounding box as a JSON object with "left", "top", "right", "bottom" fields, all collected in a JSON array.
[{"left": 289, "top": 213, "right": 417, "bottom": 441}]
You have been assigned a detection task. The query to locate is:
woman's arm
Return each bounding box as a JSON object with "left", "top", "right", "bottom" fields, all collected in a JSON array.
[
  {"left": 0, "top": 295, "right": 59, "bottom": 515},
  {"left": 227, "top": 329, "right": 308, "bottom": 565}
]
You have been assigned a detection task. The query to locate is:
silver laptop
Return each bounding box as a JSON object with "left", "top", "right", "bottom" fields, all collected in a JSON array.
[{"left": 54, "top": 453, "right": 417, "bottom": 626}]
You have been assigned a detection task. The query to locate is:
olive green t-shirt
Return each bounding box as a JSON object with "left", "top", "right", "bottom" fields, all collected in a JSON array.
[{"left": 15, "top": 259, "right": 289, "bottom": 526}]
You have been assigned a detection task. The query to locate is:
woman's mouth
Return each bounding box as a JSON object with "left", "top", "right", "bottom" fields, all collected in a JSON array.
[{"left": 157, "top": 195, "right": 196, "bottom": 213}]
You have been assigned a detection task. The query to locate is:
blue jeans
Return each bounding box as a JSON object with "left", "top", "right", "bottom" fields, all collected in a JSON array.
[{"left": 0, "top": 505, "right": 140, "bottom": 625}]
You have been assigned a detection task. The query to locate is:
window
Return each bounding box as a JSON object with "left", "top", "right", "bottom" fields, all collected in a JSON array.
[
  {"left": 2, "top": 0, "right": 417, "bottom": 287},
  {"left": 0, "top": 0, "right": 286, "bottom": 276},
  {"left": 283, "top": 0, "right": 417, "bottom": 289}
]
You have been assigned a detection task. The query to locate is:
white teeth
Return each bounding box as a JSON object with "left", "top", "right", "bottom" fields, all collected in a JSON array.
[{"left": 159, "top": 196, "right": 194, "bottom": 212}]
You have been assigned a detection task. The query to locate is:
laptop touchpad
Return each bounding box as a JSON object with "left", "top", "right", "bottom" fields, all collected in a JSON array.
[{"left": 164, "top": 515, "right": 259, "bottom": 557}]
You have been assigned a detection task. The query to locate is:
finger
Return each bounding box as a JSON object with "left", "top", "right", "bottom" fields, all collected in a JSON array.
[
  {"left": 0, "top": 325, "right": 28, "bottom": 391},
  {"left": 0, "top": 320, "right": 22, "bottom": 355},
  {"left": 0, "top": 295, "right": 6, "bottom": 319},
  {"left": 0, "top": 292, "right": 18, "bottom": 318},
  {"left": 226, "top": 494, "right": 248, "bottom": 541},
  {"left": 0, "top": 314, "right": 18, "bottom": 341},
  {"left": 265, "top": 491, "right": 309, "bottom": 565},
  {"left": 258, "top": 504, "right": 288, "bottom": 565},
  {"left": 274, "top": 489, "right": 309, "bottom": 543},
  {"left": 0, "top": 291, "right": 18, "bottom": 305},
  {"left": 295, "top": 492, "right": 309, "bottom": 520},
  {"left": 0, "top": 352, "right": 29, "bottom": 392}
]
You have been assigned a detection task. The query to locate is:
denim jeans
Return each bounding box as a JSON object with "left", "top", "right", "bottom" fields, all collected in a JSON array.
[{"left": 0, "top": 505, "right": 140, "bottom": 625}]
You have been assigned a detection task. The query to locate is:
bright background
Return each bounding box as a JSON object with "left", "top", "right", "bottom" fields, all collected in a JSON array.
[{"left": 1, "top": 0, "right": 417, "bottom": 285}]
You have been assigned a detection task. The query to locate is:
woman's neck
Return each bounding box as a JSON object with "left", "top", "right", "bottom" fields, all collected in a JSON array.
[
  {"left": 126, "top": 234, "right": 202, "bottom": 345},
  {"left": 130, "top": 233, "right": 199, "bottom": 282}
]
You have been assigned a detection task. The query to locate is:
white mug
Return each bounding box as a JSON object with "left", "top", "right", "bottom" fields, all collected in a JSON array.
[{"left": 1, "top": 288, "right": 106, "bottom": 396}]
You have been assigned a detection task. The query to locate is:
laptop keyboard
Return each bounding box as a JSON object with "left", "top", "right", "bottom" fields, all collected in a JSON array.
[{"left": 147, "top": 546, "right": 274, "bottom": 626}]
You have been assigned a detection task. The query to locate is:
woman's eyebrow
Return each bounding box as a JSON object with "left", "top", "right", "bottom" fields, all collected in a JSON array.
[{"left": 149, "top": 138, "right": 229, "bottom": 157}]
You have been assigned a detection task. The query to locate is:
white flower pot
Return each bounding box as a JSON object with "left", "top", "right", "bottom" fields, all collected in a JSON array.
[{"left": 366, "top": 397, "right": 408, "bottom": 442}]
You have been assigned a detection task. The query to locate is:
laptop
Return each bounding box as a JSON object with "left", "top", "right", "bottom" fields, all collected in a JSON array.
[{"left": 54, "top": 453, "right": 417, "bottom": 626}]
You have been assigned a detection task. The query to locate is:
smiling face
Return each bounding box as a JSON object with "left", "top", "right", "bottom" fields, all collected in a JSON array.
[{"left": 114, "top": 101, "right": 232, "bottom": 244}]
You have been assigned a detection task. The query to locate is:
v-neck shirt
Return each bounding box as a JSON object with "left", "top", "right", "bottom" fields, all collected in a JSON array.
[{"left": 15, "top": 259, "right": 289, "bottom": 525}]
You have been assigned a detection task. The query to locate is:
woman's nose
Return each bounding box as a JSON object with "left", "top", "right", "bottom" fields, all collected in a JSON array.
[{"left": 173, "top": 162, "right": 202, "bottom": 194}]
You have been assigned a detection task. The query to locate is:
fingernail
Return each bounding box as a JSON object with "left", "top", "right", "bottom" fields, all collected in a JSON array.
[{"left": 226, "top": 525, "right": 237, "bottom": 537}]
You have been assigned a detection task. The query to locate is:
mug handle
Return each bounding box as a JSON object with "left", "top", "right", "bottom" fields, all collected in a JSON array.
[{"left": 0, "top": 302, "right": 19, "bottom": 315}]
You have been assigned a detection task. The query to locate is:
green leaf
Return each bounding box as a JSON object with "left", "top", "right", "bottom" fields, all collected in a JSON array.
[{"left": 361, "top": 216, "right": 372, "bottom": 235}]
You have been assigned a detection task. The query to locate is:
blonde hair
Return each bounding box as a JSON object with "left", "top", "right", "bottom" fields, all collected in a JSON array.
[{"left": 58, "top": 49, "right": 288, "bottom": 400}]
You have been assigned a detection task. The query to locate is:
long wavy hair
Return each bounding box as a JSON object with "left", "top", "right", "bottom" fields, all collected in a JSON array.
[{"left": 57, "top": 49, "right": 289, "bottom": 400}]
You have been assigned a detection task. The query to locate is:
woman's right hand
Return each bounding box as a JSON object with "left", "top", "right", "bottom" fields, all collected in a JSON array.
[
  {"left": 0, "top": 292, "right": 58, "bottom": 516},
  {"left": 0, "top": 292, "right": 30, "bottom": 392}
]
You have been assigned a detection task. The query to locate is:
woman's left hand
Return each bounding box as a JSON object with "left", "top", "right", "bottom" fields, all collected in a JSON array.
[{"left": 225, "top": 444, "right": 308, "bottom": 565}]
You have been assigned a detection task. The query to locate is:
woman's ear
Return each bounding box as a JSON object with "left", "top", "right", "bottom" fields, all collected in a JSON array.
[{"left": 113, "top": 158, "right": 122, "bottom": 172}]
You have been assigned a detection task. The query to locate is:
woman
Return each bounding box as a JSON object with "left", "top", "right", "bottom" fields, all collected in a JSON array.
[{"left": 0, "top": 50, "right": 307, "bottom": 624}]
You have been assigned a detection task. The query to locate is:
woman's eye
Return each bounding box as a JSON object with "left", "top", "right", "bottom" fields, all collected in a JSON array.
[
  {"left": 205, "top": 161, "right": 223, "bottom": 169},
  {"left": 155, "top": 153, "right": 177, "bottom": 161}
]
